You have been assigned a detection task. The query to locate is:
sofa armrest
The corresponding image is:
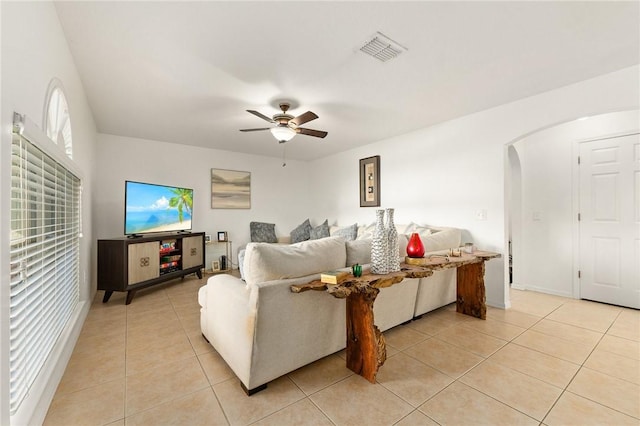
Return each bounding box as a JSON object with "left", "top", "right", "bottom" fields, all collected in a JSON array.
[
  {"left": 237, "top": 249, "right": 246, "bottom": 279},
  {"left": 199, "top": 274, "right": 258, "bottom": 386},
  {"left": 202, "top": 274, "right": 253, "bottom": 308}
]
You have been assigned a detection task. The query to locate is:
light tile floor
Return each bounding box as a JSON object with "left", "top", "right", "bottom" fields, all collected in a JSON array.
[{"left": 44, "top": 277, "right": 640, "bottom": 425}]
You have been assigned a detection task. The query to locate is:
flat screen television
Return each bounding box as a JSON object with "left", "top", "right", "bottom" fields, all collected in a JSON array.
[{"left": 124, "top": 180, "right": 193, "bottom": 236}]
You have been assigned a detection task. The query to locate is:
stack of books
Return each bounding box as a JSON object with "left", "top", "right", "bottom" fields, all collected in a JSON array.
[{"left": 320, "top": 270, "right": 350, "bottom": 285}]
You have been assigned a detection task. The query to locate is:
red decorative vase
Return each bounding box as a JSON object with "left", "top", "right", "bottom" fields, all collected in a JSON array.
[{"left": 406, "top": 232, "right": 425, "bottom": 258}]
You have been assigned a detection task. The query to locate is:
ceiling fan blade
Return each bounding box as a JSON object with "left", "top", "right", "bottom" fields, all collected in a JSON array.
[
  {"left": 290, "top": 111, "right": 318, "bottom": 127},
  {"left": 247, "top": 110, "right": 275, "bottom": 123},
  {"left": 239, "top": 127, "right": 271, "bottom": 132},
  {"left": 296, "top": 128, "right": 328, "bottom": 138}
]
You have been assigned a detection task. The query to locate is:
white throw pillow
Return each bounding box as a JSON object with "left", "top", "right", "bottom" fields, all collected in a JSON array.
[
  {"left": 421, "top": 228, "right": 461, "bottom": 252},
  {"left": 346, "top": 239, "right": 371, "bottom": 266},
  {"left": 404, "top": 222, "right": 433, "bottom": 238},
  {"left": 357, "top": 222, "right": 376, "bottom": 240}
]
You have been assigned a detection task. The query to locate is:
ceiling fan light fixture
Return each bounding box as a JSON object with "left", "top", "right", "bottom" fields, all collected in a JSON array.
[
  {"left": 270, "top": 125, "right": 296, "bottom": 142},
  {"left": 241, "top": 103, "right": 326, "bottom": 142}
]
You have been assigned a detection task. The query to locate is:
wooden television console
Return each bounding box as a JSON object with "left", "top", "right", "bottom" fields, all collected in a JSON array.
[{"left": 98, "top": 232, "right": 205, "bottom": 304}]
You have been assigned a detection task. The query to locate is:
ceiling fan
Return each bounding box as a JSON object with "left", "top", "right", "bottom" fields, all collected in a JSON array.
[{"left": 240, "top": 102, "right": 328, "bottom": 143}]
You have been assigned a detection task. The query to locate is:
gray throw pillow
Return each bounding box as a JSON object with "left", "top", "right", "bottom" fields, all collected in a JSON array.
[
  {"left": 290, "top": 219, "right": 312, "bottom": 243},
  {"left": 310, "top": 219, "right": 330, "bottom": 240},
  {"left": 250, "top": 221, "right": 277, "bottom": 243},
  {"left": 331, "top": 223, "right": 358, "bottom": 241}
]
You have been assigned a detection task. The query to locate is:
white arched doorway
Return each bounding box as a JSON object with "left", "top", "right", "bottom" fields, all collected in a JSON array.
[
  {"left": 505, "top": 110, "right": 639, "bottom": 304},
  {"left": 507, "top": 145, "right": 522, "bottom": 288}
]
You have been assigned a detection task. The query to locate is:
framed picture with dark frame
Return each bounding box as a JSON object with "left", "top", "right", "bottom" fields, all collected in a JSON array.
[
  {"left": 359, "top": 155, "right": 380, "bottom": 207},
  {"left": 217, "top": 231, "right": 228, "bottom": 242}
]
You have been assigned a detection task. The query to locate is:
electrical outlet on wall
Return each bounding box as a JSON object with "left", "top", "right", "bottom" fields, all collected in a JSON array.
[{"left": 476, "top": 209, "right": 487, "bottom": 221}]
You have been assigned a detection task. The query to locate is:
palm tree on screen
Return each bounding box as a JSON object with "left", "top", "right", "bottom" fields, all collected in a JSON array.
[{"left": 169, "top": 188, "right": 192, "bottom": 223}]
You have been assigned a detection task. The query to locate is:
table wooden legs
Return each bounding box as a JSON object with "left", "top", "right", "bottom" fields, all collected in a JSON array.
[
  {"left": 345, "top": 288, "right": 387, "bottom": 383},
  {"left": 343, "top": 259, "right": 488, "bottom": 383},
  {"left": 456, "top": 261, "right": 487, "bottom": 319}
]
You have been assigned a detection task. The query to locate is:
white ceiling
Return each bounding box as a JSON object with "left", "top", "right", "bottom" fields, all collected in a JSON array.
[{"left": 54, "top": 1, "right": 639, "bottom": 161}]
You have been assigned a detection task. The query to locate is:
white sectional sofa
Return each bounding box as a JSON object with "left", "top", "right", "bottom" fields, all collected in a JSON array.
[{"left": 198, "top": 224, "right": 461, "bottom": 394}]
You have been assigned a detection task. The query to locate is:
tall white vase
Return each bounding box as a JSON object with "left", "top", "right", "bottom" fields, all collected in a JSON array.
[
  {"left": 386, "top": 208, "right": 400, "bottom": 272},
  {"left": 371, "top": 209, "right": 388, "bottom": 274}
]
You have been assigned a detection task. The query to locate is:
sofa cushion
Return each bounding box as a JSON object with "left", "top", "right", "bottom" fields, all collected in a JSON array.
[
  {"left": 243, "top": 236, "right": 347, "bottom": 286},
  {"left": 405, "top": 222, "right": 433, "bottom": 238},
  {"left": 250, "top": 221, "right": 277, "bottom": 243},
  {"left": 310, "top": 219, "right": 330, "bottom": 240},
  {"left": 398, "top": 233, "right": 409, "bottom": 257},
  {"left": 290, "top": 219, "right": 312, "bottom": 243},
  {"left": 422, "top": 227, "right": 461, "bottom": 252},
  {"left": 346, "top": 239, "right": 371, "bottom": 265},
  {"left": 331, "top": 223, "right": 358, "bottom": 241}
]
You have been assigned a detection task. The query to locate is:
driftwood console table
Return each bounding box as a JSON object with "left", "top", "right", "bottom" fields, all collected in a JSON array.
[{"left": 290, "top": 251, "right": 501, "bottom": 383}]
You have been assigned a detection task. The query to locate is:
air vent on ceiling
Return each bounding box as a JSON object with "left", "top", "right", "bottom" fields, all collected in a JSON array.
[{"left": 359, "top": 32, "right": 407, "bottom": 62}]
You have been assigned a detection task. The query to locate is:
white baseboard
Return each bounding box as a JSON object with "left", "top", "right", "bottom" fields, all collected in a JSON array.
[
  {"left": 487, "top": 298, "right": 510, "bottom": 309},
  {"left": 510, "top": 284, "right": 574, "bottom": 299}
]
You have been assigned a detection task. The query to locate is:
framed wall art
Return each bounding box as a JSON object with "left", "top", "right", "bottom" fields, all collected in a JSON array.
[
  {"left": 211, "top": 168, "right": 251, "bottom": 209},
  {"left": 359, "top": 155, "right": 380, "bottom": 207}
]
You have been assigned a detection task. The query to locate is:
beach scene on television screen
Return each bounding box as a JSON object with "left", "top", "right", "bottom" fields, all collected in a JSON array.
[
  {"left": 211, "top": 169, "right": 251, "bottom": 209},
  {"left": 126, "top": 183, "right": 193, "bottom": 234}
]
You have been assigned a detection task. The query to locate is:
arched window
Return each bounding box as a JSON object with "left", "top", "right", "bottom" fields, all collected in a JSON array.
[{"left": 44, "top": 79, "right": 73, "bottom": 159}]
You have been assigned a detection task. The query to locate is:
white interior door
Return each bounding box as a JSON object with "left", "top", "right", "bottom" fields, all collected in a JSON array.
[{"left": 579, "top": 133, "right": 639, "bottom": 308}]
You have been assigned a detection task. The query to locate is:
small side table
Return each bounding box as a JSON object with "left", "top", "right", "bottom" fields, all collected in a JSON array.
[{"left": 205, "top": 240, "right": 233, "bottom": 273}]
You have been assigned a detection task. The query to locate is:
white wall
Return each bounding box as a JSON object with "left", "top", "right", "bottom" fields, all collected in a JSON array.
[
  {"left": 0, "top": 2, "right": 97, "bottom": 425},
  {"left": 308, "top": 65, "right": 640, "bottom": 309},
  {"left": 1, "top": 3, "right": 638, "bottom": 421},
  {"left": 93, "top": 134, "right": 312, "bottom": 267},
  {"left": 512, "top": 110, "right": 639, "bottom": 297}
]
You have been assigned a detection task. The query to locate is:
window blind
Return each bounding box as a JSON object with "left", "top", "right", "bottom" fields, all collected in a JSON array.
[{"left": 9, "top": 132, "right": 80, "bottom": 414}]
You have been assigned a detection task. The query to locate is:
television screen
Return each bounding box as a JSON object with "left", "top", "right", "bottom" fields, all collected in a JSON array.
[{"left": 124, "top": 181, "right": 193, "bottom": 235}]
